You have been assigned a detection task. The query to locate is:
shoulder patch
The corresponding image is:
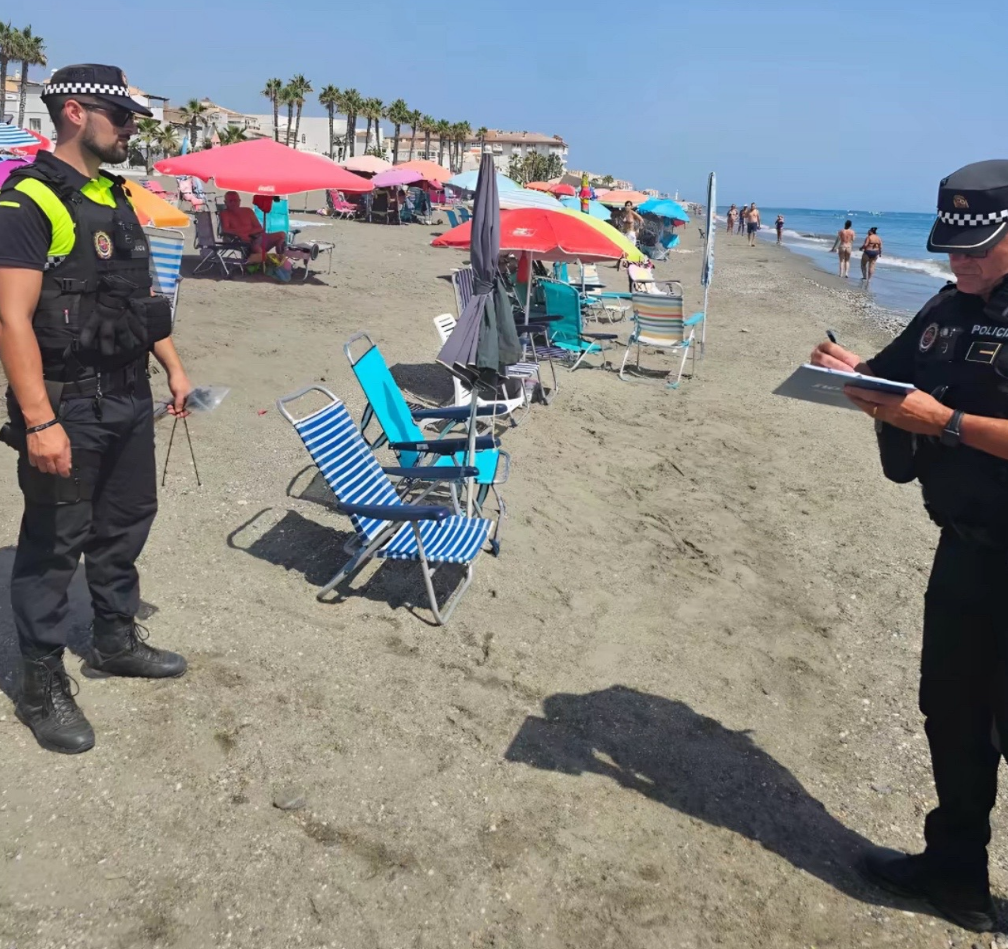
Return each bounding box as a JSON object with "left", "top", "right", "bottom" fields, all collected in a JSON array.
[{"left": 919, "top": 322, "right": 939, "bottom": 353}]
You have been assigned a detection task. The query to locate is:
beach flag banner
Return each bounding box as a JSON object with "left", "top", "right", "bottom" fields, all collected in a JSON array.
[{"left": 700, "top": 172, "right": 716, "bottom": 355}]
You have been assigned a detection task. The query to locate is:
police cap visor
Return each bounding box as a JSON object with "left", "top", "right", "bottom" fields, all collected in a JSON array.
[
  {"left": 927, "top": 160, "right": 1008, "bottom": 255},
  {"left": 42, "top": 64, "right": 153, "bottom": 118}
]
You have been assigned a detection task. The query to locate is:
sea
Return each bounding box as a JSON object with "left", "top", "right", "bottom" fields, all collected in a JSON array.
[{"left": 718, "top": 207, "right": 950, "bottom": 323}]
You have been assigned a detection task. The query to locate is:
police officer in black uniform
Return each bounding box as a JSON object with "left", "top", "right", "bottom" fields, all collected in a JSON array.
[
  {"left": 0, "top": 65, "right": 192, "bottom": 755},
  {"left": 811, "top": 160, "right": 1008, "bottom": 932}
]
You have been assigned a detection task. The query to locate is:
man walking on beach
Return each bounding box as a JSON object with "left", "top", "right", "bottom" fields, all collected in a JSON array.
[
  {"left": 810, "top": 160, "right": 1008, "bottom": 933},
  {"left": 745, "top": 203, "right": 760, "bottom": 246},
  {"left": 0, "top": 64, "right": 191, "bottom": 754}
]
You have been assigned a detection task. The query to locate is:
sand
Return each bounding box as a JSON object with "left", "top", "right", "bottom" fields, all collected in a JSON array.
[{"left": 0, "top": 204, "right": 1000, "bottom": 949}]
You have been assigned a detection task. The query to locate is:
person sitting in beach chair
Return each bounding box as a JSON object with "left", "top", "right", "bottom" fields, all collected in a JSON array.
[
  {"left": 176, "top": 176, "right": 205, "bottom": 212},
  {"left": 219, "top": 190, "right": 286, "bottom": 258}
]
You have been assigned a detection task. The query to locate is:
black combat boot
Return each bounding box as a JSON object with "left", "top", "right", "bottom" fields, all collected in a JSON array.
[
  {"left": 15, "top": 651, "right": 95, "bottom": 754},
  {"left": 861, "top": 847, "right": 997, "bottom": 932},
  {"left": 81, "top": 617, "right": 187, "bottom": 679}
]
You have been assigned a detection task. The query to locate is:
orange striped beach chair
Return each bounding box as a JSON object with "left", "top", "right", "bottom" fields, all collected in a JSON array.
[{"left": 621, "top": 286, "right": 702, "bottom": 388}]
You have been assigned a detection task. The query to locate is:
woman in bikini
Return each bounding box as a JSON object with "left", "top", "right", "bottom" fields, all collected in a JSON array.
[
  {"left": 830, "top": 219, "right": 856, "bottom": 278},
  {"left": 860, "top": 226, "right": 882, "bottom": 285}
]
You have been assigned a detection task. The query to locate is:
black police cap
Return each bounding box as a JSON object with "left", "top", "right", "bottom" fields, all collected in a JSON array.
[
  {"left": 927, "top": 160, "right": 1008, "bottom": 254},
  {"left": 41, "top": 64, "right": 153, "bottom": 118}
]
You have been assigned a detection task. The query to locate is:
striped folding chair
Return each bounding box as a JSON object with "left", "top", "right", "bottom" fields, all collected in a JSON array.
[
  {"left": 621, "top": 286, "right": 702, "bottom": 388},
  {"left": 276, "top": 387, "right": 493, "bottom": 625},
  {"left": 144, "top": 227, "right": 185, "bottom": 328}
]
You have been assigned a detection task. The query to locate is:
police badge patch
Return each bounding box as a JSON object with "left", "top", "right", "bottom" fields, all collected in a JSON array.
[
  {"left": 93, "top": 231, "right": 113, "bottom": 260},
  {"left": 919, "top": 322, "right": 939, "bottom": 353}
]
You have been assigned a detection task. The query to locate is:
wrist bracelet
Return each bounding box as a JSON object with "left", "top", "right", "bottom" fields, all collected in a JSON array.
[{"left": 26, "top": 418, "right": 59, "bottom": 435}]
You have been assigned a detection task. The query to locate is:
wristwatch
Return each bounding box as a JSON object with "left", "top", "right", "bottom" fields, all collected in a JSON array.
[{"left": 940, "top": 409, "right": 965, "bottom": 448}]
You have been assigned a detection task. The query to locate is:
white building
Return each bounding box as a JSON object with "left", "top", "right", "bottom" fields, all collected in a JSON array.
[
  {"left": 4, "top": 74, "right": 165, "bottom": 142},
  {"left": 247, "top": 114, "right": 381, "bottom": 160},
  {"left": 388, "top": 128, "right": 568, "bottom": 174}
]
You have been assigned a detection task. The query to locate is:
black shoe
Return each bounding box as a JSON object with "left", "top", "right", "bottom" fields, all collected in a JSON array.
[
  {"left": 81, "top": 618, "right": 187, "bottom": 679},
  {"left": 861, "top": 847, "right": 997, "bottom": 932},
  {"left": 15, "top": 652, "right": 95, "bottom": 754}
]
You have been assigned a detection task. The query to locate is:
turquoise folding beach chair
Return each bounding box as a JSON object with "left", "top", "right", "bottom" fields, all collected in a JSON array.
[
  {"left": 144, "top": 227, "right": 185, "bottom": 327},
  {"left": 541, "top": 281, "right": 618, "bottom": 370},
  {"left": 444, "top": 209, "right": 460, "bottom": 228},
  {"left": 458, "top": 207, "right": 471, "bottom": 223},
  {"left": 344, "top": 332, "right": 510, "bottom": 552},
  {"left": 276, "top": 387, "right": 492, "bottom": 624}
]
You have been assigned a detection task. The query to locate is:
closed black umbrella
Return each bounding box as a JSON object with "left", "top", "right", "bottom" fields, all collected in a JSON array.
[{"left": 436, "top": 152, "right": 521, "bottom": 393}]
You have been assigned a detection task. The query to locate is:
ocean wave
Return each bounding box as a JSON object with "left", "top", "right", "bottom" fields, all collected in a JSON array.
[{"left": 874, "top": 253, "right": 951, "bottom": 281}]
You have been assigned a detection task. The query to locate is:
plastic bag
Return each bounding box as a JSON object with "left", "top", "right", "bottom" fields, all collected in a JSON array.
[{"left": 153, "top": 384, "right": 231, "bottom": 420}]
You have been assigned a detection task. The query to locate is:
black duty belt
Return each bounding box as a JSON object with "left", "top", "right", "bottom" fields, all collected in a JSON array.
[{"left": 45, "top": 362, "right": 146, "bottom": 400}]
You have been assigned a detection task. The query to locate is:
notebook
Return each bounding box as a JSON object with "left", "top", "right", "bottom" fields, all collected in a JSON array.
[{"left": 774, "top": 364, "right": 915, "bottom": 411}]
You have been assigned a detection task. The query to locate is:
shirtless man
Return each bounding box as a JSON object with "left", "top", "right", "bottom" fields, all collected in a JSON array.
[
  {"left": 219, "top": 191, "right": 286, "bottom": 259},
  {"left": 745, "top": 203, "right": 761, "bottom": 246}
]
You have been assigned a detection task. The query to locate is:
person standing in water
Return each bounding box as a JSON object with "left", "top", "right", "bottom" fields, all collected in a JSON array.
[
  {"left": 861, "top": 226, "right": 882, "bottom": 284},
  {"left": 775, "top": 214, "right": 785, "bottom": 244},
  {"left": 831, "top": 219, "right": 856, "bottom": 278}
]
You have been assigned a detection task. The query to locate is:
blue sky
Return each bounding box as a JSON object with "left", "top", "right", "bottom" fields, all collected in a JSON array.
[{"left": 19, "top": 0, "right": 1008, "bottom": 211}]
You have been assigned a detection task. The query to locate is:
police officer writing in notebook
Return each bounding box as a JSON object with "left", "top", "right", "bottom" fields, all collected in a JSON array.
[
  {"left": 0, "top": 65, "right": 191, "bottom": 755},
  {"left": 811, "top": 160, "right": 1008, "bottom": 932}
]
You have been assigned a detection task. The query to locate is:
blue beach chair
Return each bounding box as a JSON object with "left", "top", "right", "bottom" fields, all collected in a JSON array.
[
  {"left": 541, "top": 281, "right": 618, "bottom": 370},
  {"left": 458, "top": 207, "right": 471, "bottom": 223},
  {"left": 144, "top": 227, "right": 185, "bottom": 327},
  {"left": 344, "top": 332, "right": 510, "bottom": 552},
  {"left": 276, "top": 388, "right": 492, "bottom": 624},
  {"left": 444, "top": 209, "right": 460, "bottom": 228}
]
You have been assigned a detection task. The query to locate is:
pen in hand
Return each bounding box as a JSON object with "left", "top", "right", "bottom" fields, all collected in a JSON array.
[{"left": 826, "top": 329, "right": 838, "bottom": 344}]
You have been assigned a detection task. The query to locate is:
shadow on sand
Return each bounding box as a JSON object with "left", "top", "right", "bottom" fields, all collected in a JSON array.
[{"left": 504, "top": 685, "right": 1007, "bottom": 923}]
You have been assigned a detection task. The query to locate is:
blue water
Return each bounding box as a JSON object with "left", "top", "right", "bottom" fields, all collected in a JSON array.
[{"left": 718, "top": 207, "right": 950, "bottom": 320}]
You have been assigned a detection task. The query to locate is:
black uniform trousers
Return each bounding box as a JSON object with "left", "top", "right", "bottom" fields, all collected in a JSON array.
[
  {"left": 9, "top": 373, "right": 157, "bottom": 659},
  {"left": 920, "top": 526, "right": 1008, "bottom": 891}
]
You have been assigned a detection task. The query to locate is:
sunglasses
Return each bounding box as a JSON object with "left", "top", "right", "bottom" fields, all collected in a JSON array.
[
  {"left": 952, "top": 246, "right": 992, "bottom": 259},
  {"left": 79, "top": 102, "right": 136, "bottom": 129}
]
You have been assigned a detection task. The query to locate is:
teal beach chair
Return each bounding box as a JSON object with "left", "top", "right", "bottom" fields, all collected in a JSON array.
[
  {"left": 541, "top": 281, "right": 618, "bottom": 370},
  {"left": 276, "top": 387, "right": 492, "bottom": 624},
  {"left": 344, "top": 332, "right": 510, "bottom": 552}
]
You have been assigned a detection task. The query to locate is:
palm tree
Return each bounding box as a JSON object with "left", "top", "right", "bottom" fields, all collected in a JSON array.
[
  {"left": 134, "top": 117, "right": 161, "bottom": 174},
  {"left": 407, "top": 109, "right": 422, "bottom": 162},
  {"left": 601, "top": 174, "right": 614, "bottom": 187},
  {"left": 0, "top": 22, "right": 16, "bottom": 125},
  {"left": 362, "top": 97, "right": 383, "bottom": 153},
  {"left": 178, "top": 98, "right": 209, "bottom": 149},
  {"left": 454, "top": 120, "right": 471, "bottom": 172},
  {"left": 15, "top": 25, "right": 45, "bottom": 128},
  {"left": 288, "top": 74, "right": 312, "bottom": 150},
  {"left": 157, "top": 124, "right": 178, "bottom": 158},
  {"left": 318, "top": 84, "right": 340, "bottom": 159},
  {"left": 475, "top": 126, "right": 488, "bottom": 154},
  {"left": 342, "top": 88, "right": 363, "bottom": 157},
  {"left": 420, "top": 114, "right": 434, "bottom": 162},
  {"left": 435, "top": 119, "right": 451, "bottom": 170},
  {"left": 261, "top": 78, "right": 282, "bottom": 142},
  {"left": 279, "top": 85, "right": 296, "bottom": 146},
  {"left": 385, "top": 98, "right": 408, "bottom": 165},
  {"left": 219, "top": 125, "right": 247, "bottom": 145}
]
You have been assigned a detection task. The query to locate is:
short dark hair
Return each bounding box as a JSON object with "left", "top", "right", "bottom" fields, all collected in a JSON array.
[
  {"left": 869, "top": 226, "right": 878, "bottom": 235},
  {"left": 844, "top": 219, "right": 852, "bottom": 228},
  {"left": 44, "top": 94, "right": 70, "bottom": 132}
]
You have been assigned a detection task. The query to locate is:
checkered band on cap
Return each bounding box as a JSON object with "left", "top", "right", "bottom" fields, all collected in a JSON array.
[
  {"left": 937, "top": 208, "right": 1008, "bottom": 226},
  {"left": 43, "top": 82, "right": 129, "bottom": 98}
]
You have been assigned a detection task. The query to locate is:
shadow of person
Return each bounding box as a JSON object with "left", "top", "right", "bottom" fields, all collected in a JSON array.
[{"left": 504, "top": 685, "right": 992, "bottom": 919}]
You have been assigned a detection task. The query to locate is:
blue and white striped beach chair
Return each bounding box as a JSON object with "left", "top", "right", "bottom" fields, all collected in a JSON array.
[
  {"left": 144, "top": 227, "right": 185, "bottom": 327},
  {"left": 276, "top": 387, "right": 493, "bottom": 625}
]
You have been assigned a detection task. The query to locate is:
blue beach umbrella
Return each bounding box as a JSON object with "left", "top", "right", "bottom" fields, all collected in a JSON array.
[
  {"left": 0, "top": 122, "right": 39, "bottom": 151},
  {"left": 559, "top": 196, "right": 611, "bottom": 220},
  {"left": 638, "top": 197, "right": 690, "bottom": 223},
  {"left": 446, "top": 169, "right": 520, "bottom": 193}
]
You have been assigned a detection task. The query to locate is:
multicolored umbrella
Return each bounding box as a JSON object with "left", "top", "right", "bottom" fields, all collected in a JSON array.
[
  {"left": 155, "top": 138, "right": 374, "bottom": 195},
  {"left": 556, "top": 207, "right": 647, "bottom": 263},
  {"left": 0, "top": 123, "right": 50, "bottom": 155}
]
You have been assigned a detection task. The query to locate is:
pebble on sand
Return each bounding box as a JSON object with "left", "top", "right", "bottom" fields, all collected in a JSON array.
[{"left": 272, "top": 786, "right": 307, "bottom": 811}]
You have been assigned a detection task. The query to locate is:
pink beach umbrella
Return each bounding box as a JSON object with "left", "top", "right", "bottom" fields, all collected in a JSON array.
[{"left": 371, "top": 167, "right": 425, "bottom": 188}]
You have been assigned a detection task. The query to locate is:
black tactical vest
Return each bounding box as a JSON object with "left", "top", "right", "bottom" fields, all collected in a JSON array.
[
  {"left": 908, "top": 282, "right": 1008, "bottom": 528},
  {"left": 0, "top": 160, "right": 169, "bottom": 377}
]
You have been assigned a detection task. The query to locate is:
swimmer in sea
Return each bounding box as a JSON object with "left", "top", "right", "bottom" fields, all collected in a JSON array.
[
  {"left": 860, "top": 226, "right": 882, "bottom": 284},
  {"left": 830, "top": 219, "right": 856, "bottom": 278}
]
